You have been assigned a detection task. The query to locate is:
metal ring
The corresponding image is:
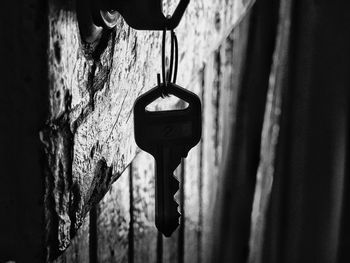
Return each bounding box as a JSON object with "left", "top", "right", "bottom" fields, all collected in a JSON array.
[
  {"left": 160, "top": 29, "right": 178, "bottom": 94},
  {"left": 162, "top": 29, "right": 167, "bottom": 87},
  {"left": 168, "top": 30, "right": 175, "bottom": 84},
  {"left": 172, "top": 31, "right": 178, "bottom": 84}
]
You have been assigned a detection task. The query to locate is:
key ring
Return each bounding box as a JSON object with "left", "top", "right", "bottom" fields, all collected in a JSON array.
[{"left": 157, "top": 29, "right": 178, "bottom": 97}]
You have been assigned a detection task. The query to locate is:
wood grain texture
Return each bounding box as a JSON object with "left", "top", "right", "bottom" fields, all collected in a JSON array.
[
  {"left": 183, "top": 78, "right": 202, "bottom": 263},
  {"left": 132, "top": 152, "right": 158, "bottom": 263},
  {"left": 54, "top": 214, "right": 90, "bottom": 263},
  {"left": 163, "top": 227, "right": 179, "bottom": 263},
  {"left": 44, "top": 0, "right": 254, "bottom": 258},
  {"left": 200, "top": 51, "right": 222, "bottom": 263},
  {"left": 248, "top": 0, "right": 291, "bottom": 261},
  {"left": 183, "top": 146, "right": 201, "bottom": 263},
  {"left": 199, "top": 35, "right": 239, "bottom": 262},
  {"left": 97, "top": 167, "right": 131, "bottom": 263}
]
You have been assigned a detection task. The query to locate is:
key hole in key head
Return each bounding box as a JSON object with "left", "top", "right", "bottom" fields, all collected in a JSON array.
[
  {"left": 145, "top": 95, "right": 189, "bottom": 111},
  {"left": 162, "top": 0, "right": 181, "bottom": 18}
]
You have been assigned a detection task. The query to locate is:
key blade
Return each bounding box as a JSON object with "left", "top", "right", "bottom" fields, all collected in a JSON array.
[
  {"left": 155, "top": 146, "right": 182, "bottom": 237},
  {"left": 156, "top": 174, "right": 180, "bottom": 237}
]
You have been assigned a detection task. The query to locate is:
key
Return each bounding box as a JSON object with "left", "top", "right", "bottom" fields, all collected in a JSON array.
[
  {"left": 134, "top": 82, "right": 201, "bottom": 236},
  {"left": 154, "top": 145, "right": 182, "bottom": 237},
  {"left": 134, "top": 83, "right": 201, "bottom": 236}
]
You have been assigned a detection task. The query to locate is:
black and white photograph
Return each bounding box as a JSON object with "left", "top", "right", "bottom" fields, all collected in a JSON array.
[{"left": 0, "top": 0, "right": 349, "bottom": 262}]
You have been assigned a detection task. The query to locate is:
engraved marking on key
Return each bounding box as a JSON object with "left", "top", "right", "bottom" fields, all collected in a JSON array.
[{"left": 163, "top": 125, "right": 173, "bottom": 137}]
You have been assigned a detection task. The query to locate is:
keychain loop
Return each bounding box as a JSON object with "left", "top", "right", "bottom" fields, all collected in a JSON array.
[
  {"left": 161, "top": 29, "right": 167, "bottom": 88},
  {"left": 168, "top": 30, "right": 175, "bottom": 85},
  {"left": 159, "top": 29, "right": 179, "bottom": 97},
  {"left": 172, "top": 30, "right": 178, "bottom": 84}
]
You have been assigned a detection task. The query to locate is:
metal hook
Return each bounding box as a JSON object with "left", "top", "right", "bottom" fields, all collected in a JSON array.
[{"left": 77, "top": 0, "right": 189, "bottom": 44}]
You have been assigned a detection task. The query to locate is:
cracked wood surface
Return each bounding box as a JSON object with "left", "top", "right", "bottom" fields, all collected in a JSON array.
[{"left": 44, "top": 0, "right": 254, "bottom": 258}]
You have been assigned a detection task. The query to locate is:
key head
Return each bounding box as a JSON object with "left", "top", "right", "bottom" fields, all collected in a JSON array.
[{"left": 134, "top": 83, "right": 202, "bottom": 155}]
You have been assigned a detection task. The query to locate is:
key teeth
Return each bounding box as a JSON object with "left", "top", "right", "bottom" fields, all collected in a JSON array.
[
  {"left": 174, "top": 190, "right": 180, "bottom": 205},
  {"left": 162, "top": 173, "right": 180, "bottom": 237},
  {"left": 162, "top": 200, "right": 181, "bottom": 237},
  {"left": 170, "top": 173, "right": 179, "bottom": 195},
  {"left": 157, "top": 158, "right": 181, "bottom": 237},
  {"left": 170, "top": 173, "right": 181, "bottom": 216},
  {"left": 157, "top": 200, "right": 180, "bottom": 237}
]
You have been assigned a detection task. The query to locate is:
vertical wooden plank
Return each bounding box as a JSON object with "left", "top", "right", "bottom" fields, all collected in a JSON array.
[
  {"left": 183, "top": 77, "right": 203, "bottom": 263},
  {"left": 200, "top": 40, "right": 235, "bottom": 262},
  {"left": 184, "top": 145, "right": 201, "bottom": 263},
  {"left": 96, "top": 168, "right": 130, "bottom": 263},
  {"left": 132, "top": 152, "right": 158, "bottom": 263},
  {"left": 54, "top": 215, "right": 90, "bottom": 263},
  {"left": 179, "top": 161, "right": 185, "bottom": 263},
  {"left": 201, "top": 49, "right": 224, "bottom": 263},
  {"left": 201, "top": 56, "right": 215, "bottom": 263},
  {"left": 129, "top": 165, "right": 135, "bottom": 263},
  {"left": 162, "top": 218, "right": 179, "bottom": 263},
  {"left": 162, "top": 165, "right": 183, "bottom": 263}
]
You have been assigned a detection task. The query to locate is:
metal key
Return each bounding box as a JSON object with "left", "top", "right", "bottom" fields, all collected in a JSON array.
[{"left": 134, "top": 82, "right": 201, "bottom": 236}]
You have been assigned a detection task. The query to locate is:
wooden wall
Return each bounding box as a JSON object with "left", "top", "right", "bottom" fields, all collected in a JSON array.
[
  {"left": 43, "top": 0, "right": 254, "bottom": 261},
  {"left": 0, "top": 0, "right": 256, "bottom": 262},
  {"left": 53, "top": 21, "right": 248, "bottom": 262}
]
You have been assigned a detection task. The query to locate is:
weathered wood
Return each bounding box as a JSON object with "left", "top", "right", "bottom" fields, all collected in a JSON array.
[
  {"left": 258, "top": 1, "right": 350, "bottom": 262},
  {"left": 97, "top": 167, "right": 130, "bottom": 263},
  {"left": 248, "top": 0, "right": 286, "bottom": 259},
  {"left": 162, "top": 228, "right": 179, "bottom": 263},
  {"left": 183, "top": 147, "right": 201, "bottom": 263},
  {"left": 132, "top": 152, "right": 158, "bottom": 263},
  {"left": 163, "top": 227, "right": 179, "bottom": 263},
  {"left": 200, "top": 32, "right": 244, "bottom": 262},
  {"left": 54, "top": 215, "right": 90, "bottom": 263},
  {"left": 210, "top": 4, "right": 280, "bottom": 261},
  {"left": 200, "top": 49, "right": 223, "bottom": 263},
  {"left": 183, "top": 79, "right": 202, "bottom": 263},
  {"left": 162, "top": 164, "right": 183, "bottom": 263},
  {"left": 44, "top": 0, "right": 254, "bottom": 256}
]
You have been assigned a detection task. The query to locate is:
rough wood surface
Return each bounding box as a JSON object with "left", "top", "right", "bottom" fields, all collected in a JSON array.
[
  {"left": 201, "top": 51, "right": 222, "bottom": 263},
  {"left": 163, "top": 222, "right": 179, "bottom": 263},
  {"left": 43, "top": 0, "right": 254, "bottom": 258},
  {"left": 200, "top": 33, "right": 242, "bottom": 262},
  {"left": 247, "top": 0, "right": 292, "bottom": 261},
  {"left": 54, "top": 215, "right": 90, "bottom": 263},
  {"left": 132, "top": 152, "right": 158, "bottom": 263},
  {"left": 183, "top": 80, "right": 202, "bottom": 263},
  {"left": 97, "top": 167, "right": 131, "bottom": 263}
]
